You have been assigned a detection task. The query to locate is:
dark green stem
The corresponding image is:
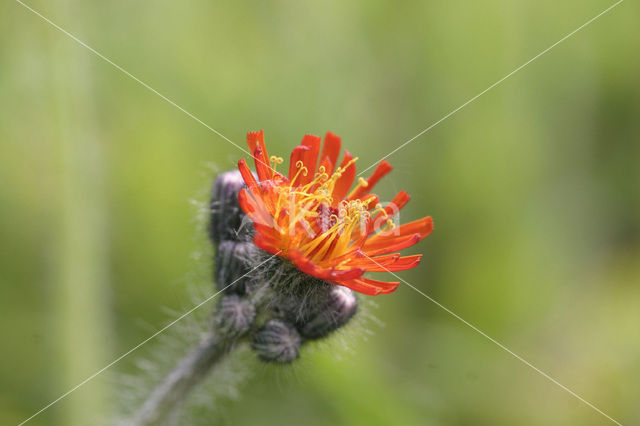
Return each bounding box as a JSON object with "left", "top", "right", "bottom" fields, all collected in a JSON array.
[{"left": 129, "top": 331, "right": 236, "bottom": 426}]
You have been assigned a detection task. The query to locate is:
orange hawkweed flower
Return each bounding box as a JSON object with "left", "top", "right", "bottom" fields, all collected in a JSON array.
[{"left": 237, "top": 130, "right": 433, "bottom": 296}]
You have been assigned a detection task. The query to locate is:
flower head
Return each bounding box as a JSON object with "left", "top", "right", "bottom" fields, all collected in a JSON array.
[{"left": 237, "top": 130, "right": 433, "bottom": 296}]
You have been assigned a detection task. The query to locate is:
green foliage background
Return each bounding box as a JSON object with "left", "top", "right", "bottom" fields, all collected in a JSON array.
[{"left": 1, "top": 0, "right": 639, "bottom": 425}]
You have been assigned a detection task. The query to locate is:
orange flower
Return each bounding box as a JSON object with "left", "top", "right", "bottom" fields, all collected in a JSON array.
[{"left": 237, "top": 130, "right": 433, "bottom": 296}]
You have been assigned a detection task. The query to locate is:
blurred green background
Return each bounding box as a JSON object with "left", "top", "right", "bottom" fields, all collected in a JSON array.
[{"left": 2, "top": 0, "right": 639, "bottom": 424}]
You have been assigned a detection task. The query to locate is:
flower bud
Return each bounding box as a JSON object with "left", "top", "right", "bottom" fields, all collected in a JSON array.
[
  {"left": 252, "top": 319, "right": 301, "bottom": 363},
  {"left": 215, "top": 295, "right": 256, "bottom": 338},
  {"left": 214, "top": 240, "right": 259, "bottom": 295},
  {"left": 297, "top": 285, "right": 357, "bottom": 340},
  {"left": 209, "top": 170, "right": 253, "bottom": 245}
]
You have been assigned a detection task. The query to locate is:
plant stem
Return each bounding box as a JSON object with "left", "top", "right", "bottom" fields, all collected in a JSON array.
[{"left": 129, "top": 332, "right": 234, "bottom": 426}]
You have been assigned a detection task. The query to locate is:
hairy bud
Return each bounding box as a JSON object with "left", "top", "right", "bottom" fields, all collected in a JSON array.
[
  {"left": 297, "top": 285, "right": 357, "bottom": 340},
  {"left": 215, "top": 295, "right": 256, "bottom": 338},
  {"left": 209, "top": 170, "right": 253, "bottom": 244},
  {"left": 214, "top": 241, "right": 259, "bottom": 294},
  {"left": 252, "top": 319, "right": 301, "bottom": 363}
]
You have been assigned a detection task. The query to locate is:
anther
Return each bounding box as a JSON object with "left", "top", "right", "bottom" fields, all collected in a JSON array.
[{"left": 357, "top": 177, "right": 369, "bottom": 188}]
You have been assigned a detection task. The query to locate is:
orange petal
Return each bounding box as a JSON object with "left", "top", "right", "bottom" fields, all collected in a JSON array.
[
  {"left": 247, "top": 131, "right": 272, "bottom": 181},
  {"left": 320, "top": 132, "right": 341, "bottom": 175},
  {"left": 357, "top": 277, "right": 400, "bottom": 294},
  {"left": 332, "top": 150, "right": 356, "bottom": 201},
  {"left": 345, "top": 253, "right": 399, "bottom": 267},
  {"left": 237, "top": 188, "right": 271, "bottom": 226},
  {"left": 328, "top": 267, "right": 365, "bottom": 281},
  {"left": 253, "top": 147, "right": 273, "bottom": 182},
  {"left": 289, "top": 145, "right": 310, "bottom": 185},
  {"left": 246, "top": 130, "right": 265, "bottom": 154},
  {"left": 365, "top": 217, "right": 434, "bottom": 248},
  {"left": 319, "top": 155, "right": 333, "bottom": 178},
  {"left": 299, "top": 135, "right": 321, "bottom": 185},
  {"left": 385, "top": 190, "right": 411, "bottom": 212},
  {"left": 350, "top": 254, "right": 422, "bottom": 272},
  {"left": 368, "top": 191, "right": 411, "bottom": 234},
  {"left": 335, "top": 277, "right": 400, "bottom": 295},
  {"left": 253, "top": 232, "right": 281, "bottom": 255},
  {"left": 252, "top": 222, "right": 281, "bottom": 240},
  {"left": 333, "top": 278, "right": 383, "bottom": 295},
  {"left": 289, "top": 249, "right": 345, "bottom": 281},
  {"left": 238, "top": 159, "right": 258, "bottom": 189},
  {"left": 364, "top": 233, "right": 421, "bottom": 256},
  {"left": 349, "top": 160, "right": 392, "bottom": 200}
]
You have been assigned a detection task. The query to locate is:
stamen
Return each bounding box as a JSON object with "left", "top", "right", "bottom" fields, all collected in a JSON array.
[
  {"left": 347, "top": 176, "right": 370, "bottom": 199},
  {"left": 270, "top": 156, "right": 284, "bottom": 173},
  {"left": 373, "top": 203, "right": 388, "bottom": 218},
  {"left": 290, "top": 161, "right": 309, "bottom": 187}
]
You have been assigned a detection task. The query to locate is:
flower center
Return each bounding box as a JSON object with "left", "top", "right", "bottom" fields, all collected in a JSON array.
[{"left": 269, "top": 159, "right": 394, "bottom": 264}]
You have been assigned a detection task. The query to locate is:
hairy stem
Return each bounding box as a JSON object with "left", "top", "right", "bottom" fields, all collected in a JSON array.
[{"left": 129, "top": 332, "right": 234, "bottom": 426}]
